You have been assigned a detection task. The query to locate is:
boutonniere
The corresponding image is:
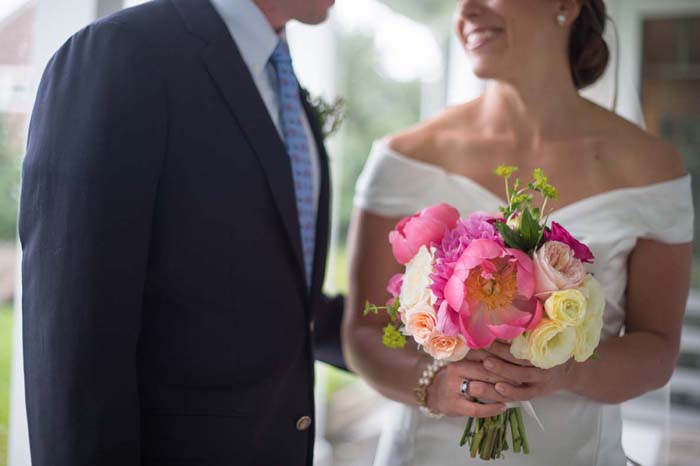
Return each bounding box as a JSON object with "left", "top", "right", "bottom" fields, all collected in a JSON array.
[{"left": 303, "top": 91, "right": 346, "bottom": 140}]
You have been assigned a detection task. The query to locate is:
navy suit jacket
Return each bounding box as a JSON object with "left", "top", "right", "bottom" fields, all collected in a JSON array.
[{"left": 19, "top": 0, "right": 345, "bottom": 464}]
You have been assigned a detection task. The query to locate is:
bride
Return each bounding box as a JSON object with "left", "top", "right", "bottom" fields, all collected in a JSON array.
[{"left": 342, "top": 0, "right": 693, "bottom": 465}]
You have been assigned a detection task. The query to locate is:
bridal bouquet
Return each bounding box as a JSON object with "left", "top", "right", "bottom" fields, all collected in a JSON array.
[{"left": 365, "top": 166, "right": 604, "bottom": 460}]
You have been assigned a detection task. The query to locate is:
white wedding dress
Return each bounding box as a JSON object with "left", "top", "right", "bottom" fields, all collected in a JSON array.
[{"left": 353, "top": 139, "right": 694, "bottom": 466}]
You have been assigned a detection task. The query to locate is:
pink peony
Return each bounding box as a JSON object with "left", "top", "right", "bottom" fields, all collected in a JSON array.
[
  {"left": 387, "top": 273, "right": 403, "bottom": 299},
  {"left": 533, "top": 240, "right": 587, "bottom": 298},
  {"left": 436, "top": 301, "right": 461, "bottom": 337},
  {"left": 444, "top": 239, "right": 543, "bottom": 349},
  {"left": 389, "top": 204, "right": 460, "bottom": 265},
  {"left": 545, "top": 222, "right": 594, "bottom": 263},
  {"left": 430, "top": 212, "right": 503, "bottom": 306}
]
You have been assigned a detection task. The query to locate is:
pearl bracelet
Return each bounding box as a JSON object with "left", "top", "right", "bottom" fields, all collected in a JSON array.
[{"left": 414, "top": 359, "right": 448, "bottom": 419}]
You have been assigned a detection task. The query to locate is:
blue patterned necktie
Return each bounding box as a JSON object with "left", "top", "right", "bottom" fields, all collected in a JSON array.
[{"left": 269, "top": 39, "right": 316, "bottom": 288}]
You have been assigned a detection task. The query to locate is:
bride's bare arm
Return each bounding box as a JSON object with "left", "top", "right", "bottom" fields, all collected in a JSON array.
[
  {"left": 568, "top": 240, "right": 690, "bottom": 402},
  {"left": 342, "top": 209, "right": 510, "bottom": 417},
  {"left": 481, "top": 239, "right": 691, "bottom": 404}
]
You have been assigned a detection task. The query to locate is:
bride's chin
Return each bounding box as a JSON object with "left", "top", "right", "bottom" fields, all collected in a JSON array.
[
  {"left": 468, "top": 63, "right": 500, "bottom": 81},
  {"left": 464, "top": 55, "right": 499, "bottom": 78}
]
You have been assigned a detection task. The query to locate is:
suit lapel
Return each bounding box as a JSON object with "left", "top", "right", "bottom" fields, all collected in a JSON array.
[{"left": 170, "top": 0, "right": 305, "bottom": 280}]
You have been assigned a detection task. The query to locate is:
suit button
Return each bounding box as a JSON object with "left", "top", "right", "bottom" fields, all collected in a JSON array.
[
  {"left": 296, "top": 416, "right": 312, "bottom": 431},
  {"left": 309, "top": 320, "right": 315, "bottom": 333}
]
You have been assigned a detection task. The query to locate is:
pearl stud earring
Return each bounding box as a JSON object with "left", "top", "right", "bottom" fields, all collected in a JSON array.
[{"left": 557, "top": 13, "right": 567, "bottom": 26}]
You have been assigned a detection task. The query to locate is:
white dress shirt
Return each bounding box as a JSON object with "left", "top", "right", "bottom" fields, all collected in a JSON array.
[{"left": 209, "top": 0, "right": 321, "bottom": 214}]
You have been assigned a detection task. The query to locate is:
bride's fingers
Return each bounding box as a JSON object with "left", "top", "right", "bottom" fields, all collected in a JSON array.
[
  {"left": 494, "top": 382, "right": 539, "bottom": 401},
  {"left": 465, "top": 381, "right": 512, "bottom": 403},
  {"left": 486, "top": 341, "right": 534, "bottom": 367},
  {"left": 451, "top": 360, "right": 521, "bottom": 385},
  {"left": 464, "top": 349, "right": 490, "bottom": 362},
  {"left": 483, "top": 357, "right": 545, "bottom": 384},
  {"left": 454, "top": 399, "right": 507, "bottom": 418}
]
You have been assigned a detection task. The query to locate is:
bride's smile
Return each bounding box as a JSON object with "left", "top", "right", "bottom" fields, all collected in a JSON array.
[{"left": 463, "top": 27, "right": 504, "bottom": 51}]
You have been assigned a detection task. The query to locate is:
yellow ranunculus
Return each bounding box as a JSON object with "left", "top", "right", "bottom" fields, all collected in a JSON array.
[
  {"left": 544, "top": 289, "right": 587, "bottom": 327},
  {"left": 574, "top": 314, "right": 603, "bottom": 362},
  {"left": 528, "top": 318, "right": 576, "bottom": 369},
  {"left": 572, "top": 275, "right": 605, "bottom": 362},
  {"left": 580, "top": 275, "right": 606, "bottom": 320},
  {"left": 509, "top": 332, "right": 530, "bottom": 360}
]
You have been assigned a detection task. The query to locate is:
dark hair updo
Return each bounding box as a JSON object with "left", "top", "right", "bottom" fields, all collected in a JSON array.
[{"left": 569, "top": 0, "right": 610, "bottom": 89}]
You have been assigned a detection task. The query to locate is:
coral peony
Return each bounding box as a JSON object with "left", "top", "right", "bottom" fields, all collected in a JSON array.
[{"left": 443, "top": 239, "right": 543, "bottom": 349}]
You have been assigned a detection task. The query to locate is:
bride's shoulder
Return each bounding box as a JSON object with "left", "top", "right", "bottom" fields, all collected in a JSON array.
[
  {"left": 386, "top": 103, "right": 481, "bottom": 164},
  {"left": 587, "top": 103, "right": 687, "bottom": 186}
]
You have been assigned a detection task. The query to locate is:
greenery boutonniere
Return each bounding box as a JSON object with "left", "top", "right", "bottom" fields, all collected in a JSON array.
[{"left": 304, "top": 91, "right": 346, "bottom": 140}]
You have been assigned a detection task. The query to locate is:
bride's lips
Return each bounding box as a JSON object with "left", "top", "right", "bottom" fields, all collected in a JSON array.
[{"left": 463, "top": 27, "right": 504, "bottom": 51}]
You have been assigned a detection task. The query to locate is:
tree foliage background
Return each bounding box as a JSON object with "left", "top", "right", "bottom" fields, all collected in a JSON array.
[
  {"left": 0, "top": 116, "right": 20, "bottom": 241},
  {"left": 331, "top": 2, "right": 457, "bottom": 239}
]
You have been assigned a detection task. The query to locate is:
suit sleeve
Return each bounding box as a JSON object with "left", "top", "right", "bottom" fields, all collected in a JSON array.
[
  {"left": 314, "top": 294, "right": 348, "bottom": 371},
  {"left": 19, "top": 21, "right": 166, "bottom": 466}
]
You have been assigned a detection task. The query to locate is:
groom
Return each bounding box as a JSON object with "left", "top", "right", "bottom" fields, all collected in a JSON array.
[{"left": 19, "top": 0, "right": 344, "bottom": 465}]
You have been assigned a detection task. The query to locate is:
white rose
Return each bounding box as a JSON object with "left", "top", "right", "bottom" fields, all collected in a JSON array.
[{"left": 400, "top": 245, "right": 435, "bottom": 309}]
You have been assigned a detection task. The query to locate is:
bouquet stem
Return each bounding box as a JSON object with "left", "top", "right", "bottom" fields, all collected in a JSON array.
[
  {"left": 461, "top": 407, "right": 529, "bottom": 460},
  {"left": 509, "top": 407, "right": 521, "bottom": 453},
  {"left": 515, "top": 404, "right": 529, "bottom": 454}
]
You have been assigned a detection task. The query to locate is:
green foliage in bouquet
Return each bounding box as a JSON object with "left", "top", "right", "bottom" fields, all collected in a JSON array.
[
  {"left": 493, "top": 166, "right": 559, "bottom": 254},
  {"left": 364, "top": 298, "right": 406, "bottom": 349}
]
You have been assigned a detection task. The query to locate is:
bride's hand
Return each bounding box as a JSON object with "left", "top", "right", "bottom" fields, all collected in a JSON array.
[
  {"left": 425, "top": 351, "right": 521, "bottom": 418},
  {"left": 481, "top": 341, "right": 576, "bottom": 401}
]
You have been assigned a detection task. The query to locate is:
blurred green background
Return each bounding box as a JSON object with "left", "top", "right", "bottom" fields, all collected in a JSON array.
[
  {"left": 0, "top": 112, "right": 20, "bottom": 465},
  {"left": 0, "top": 306, "right": 12, "bottom": 466}
]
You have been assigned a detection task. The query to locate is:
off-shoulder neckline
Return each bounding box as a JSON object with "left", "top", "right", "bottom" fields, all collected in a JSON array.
[{"left": 375, "top": 138, "right": 691, "bottom": 218}]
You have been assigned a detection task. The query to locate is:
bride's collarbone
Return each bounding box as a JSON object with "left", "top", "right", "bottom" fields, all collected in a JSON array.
[
  {"left": 390, "top": 127, "right": 683, "bottom": 201},
  {"left": 413, "top": 147, "right": 655, "bottom": 209}
]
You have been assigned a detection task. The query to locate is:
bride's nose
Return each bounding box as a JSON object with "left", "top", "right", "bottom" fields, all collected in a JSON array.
[{"left": 458, "top": 0, "right": 487, "bottom": 19}]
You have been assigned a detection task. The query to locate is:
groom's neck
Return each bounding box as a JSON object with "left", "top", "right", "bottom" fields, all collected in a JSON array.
[{"left": 253, "top": 0, "right": 289, "bottom": 33}]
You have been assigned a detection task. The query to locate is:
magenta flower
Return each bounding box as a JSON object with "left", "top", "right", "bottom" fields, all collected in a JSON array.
[
  {"left": 389, "top": 204, "right": 460, "bottom": 265},
  {"left": 544, "top": 222, "right": 594, "bottom": 263},
  {"left": 444, "top": 239, "right": 543, "bottom": 349}
]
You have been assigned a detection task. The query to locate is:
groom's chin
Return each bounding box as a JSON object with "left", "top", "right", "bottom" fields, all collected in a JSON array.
[
  {"left": 298, "top": 0, "right": 334, "bottom": 25},
  {"left": 300, "top": 12, "right": 330, "bottom": 26}
]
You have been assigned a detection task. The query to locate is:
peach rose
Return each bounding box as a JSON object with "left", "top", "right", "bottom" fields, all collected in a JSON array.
[
  {"left": 533, "top": 241, "right": 587, "bottom": 299},
  {"left": 403, "top": 303, "right": 437, "bottom": 346},
  {"left": 424, "top": 332, "right": 469, "bottom": 362}
]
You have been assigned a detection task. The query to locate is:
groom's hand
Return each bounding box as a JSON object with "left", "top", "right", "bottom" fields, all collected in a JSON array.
[{"left": 481, "top": 341, "right": 575, "bottom": 401}]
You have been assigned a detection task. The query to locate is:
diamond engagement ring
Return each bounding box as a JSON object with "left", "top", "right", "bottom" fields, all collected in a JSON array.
[{"left": 460, "top": 379, "right": 470, "bottom": 398}]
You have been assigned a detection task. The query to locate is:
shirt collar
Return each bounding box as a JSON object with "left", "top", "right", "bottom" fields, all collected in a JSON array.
[{"left": 209, "top": 0, "right": 283, "bottom": 78}]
